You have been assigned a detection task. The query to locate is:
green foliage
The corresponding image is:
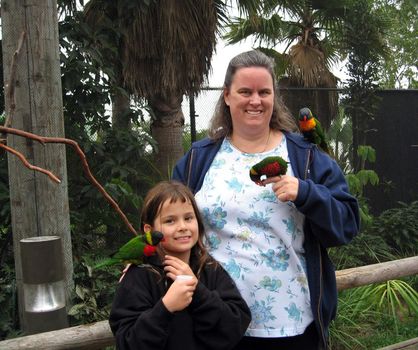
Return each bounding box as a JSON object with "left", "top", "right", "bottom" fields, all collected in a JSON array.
[
  {"left": 330, "top": 231, "right": 395, "bottom": 270},
  {"left": 69, "top": 255, "right": 120, "bottom": 325},
  {"left": 358, "top": 314, "right": 418, "bottom": 349},
  {"left": 341, "top": 0, "right": 390, "bottom": 172},
  {"left": 365, "top": 201, "right": 418, "bottom": 256},
  {"left": 345, "top": 144, "right": 379, "bottom": 228},
  {"left": 327, "top": 108, "right": 352, "bottom": 173},
  {"left": 182, "top": 125, "right": 208, "bottom": 152},
  {"left": 331, "top": 286, "right": 418, "bottom": 349},
  {"left": 68, "top": 127, "right": 163, "bottom": 260},
  {"left": 224, "top": 0, "right": 348, "bottom": 87},
  {"left": 0, "top": 264, "right": 21, "bottom": 340},
  {"left": 330, "top": 288, "right": 380, "bottom": 349},
  {"left": 346, "top": 170, "right": 379, "bottom": 197},
  {"left": 349, "top": 279, "right": 418, "bottom": 334},
  {"left": 375, "top": 0, "right": 418, "bottom": 88}
]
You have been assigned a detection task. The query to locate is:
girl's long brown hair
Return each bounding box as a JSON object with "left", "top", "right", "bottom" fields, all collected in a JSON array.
[{"left": 140, "top": 180, "right": 214, "bottom": 277}]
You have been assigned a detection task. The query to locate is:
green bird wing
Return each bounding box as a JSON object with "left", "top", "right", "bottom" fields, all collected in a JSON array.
[
  {"left": 313, "top": 118, "right": 330, "bottom": 153},
  {"left": 250, "top": 156, "right": 288, "bottom": 184},
  {"left": 112, "top": 235, "right": 146, "bottom": 261},
  {"left": 94, "top": 232, "right": 164, "bottom": 270}
]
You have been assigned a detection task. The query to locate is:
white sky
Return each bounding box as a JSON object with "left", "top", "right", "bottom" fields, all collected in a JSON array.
[
  {"left": 208, "top": 38, "right": 349, "bottom": 87},
  {"left": 207, "top": 39, "right": 255, "bottom": 87}
]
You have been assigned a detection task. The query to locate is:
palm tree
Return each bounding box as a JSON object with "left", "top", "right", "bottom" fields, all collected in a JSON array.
[
  {"left": 82, "top": 0, "right": 260, "bottom": 173},
  {"left": 224, "top": 0, "right": 351, "bottom": 129}
]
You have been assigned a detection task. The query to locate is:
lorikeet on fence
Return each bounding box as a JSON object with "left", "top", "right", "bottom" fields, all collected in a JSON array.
[
  {"left": 250, "top": 156, "right": 288, "bottom": 185},
  {"left": 94, "top": 230, "right": 164, "bottom": 269},
  {"left": 298, "top": 107, "right": 330, "bottom": 154}
]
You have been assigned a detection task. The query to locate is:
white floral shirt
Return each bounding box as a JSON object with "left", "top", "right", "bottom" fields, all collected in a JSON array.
[{"left": 195, "top": 137, "right": 313, "bottom": 337}]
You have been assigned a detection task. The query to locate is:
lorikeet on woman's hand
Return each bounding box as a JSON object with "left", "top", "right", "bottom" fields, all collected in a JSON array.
[
  {"left": 250, "top": 156, "right": 288, "bottom": 185},
  {"left": 298, "top": 107, "right": 330, "bottom": 154},
  {"left": 94, "top": 230, "right": 164, "bottom": 269}
]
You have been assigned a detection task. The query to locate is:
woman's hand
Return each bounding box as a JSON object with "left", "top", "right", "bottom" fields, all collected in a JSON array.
[{"left": 262, "top": 175, "right": 299, "bottom": 202}]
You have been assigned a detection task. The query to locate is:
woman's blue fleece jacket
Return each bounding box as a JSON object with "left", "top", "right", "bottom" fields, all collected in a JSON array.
[{"left": 172, "top": 131, "right": 360, "bottom": 348}]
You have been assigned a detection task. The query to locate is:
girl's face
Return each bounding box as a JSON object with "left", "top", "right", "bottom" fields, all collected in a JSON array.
[
  {"left": 145, "top": 199, "right": 199, "bottom": 263},
  {"left": 224, "top": 66, "right": 274, "bottom": 135}
]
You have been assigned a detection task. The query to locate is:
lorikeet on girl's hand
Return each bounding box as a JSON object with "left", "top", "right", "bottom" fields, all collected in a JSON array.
[
  {"left": 94, "top": 230, "right": 164, "bottom": 269},
  {"left": 250, "top": 156, "right": 288, "bottom": 185}
]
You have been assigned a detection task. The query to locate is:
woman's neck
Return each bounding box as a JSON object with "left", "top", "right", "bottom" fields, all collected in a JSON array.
[{"left": 230, "top": 129, "right": 282, "bottom": 154}]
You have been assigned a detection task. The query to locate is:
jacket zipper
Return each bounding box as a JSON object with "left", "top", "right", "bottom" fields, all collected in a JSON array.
[
  {"left": 317, "top": 244, "right": 327, "bottom": 349},
  {"left": 305, "top": 149, "right": 327, "bottom": 349}
]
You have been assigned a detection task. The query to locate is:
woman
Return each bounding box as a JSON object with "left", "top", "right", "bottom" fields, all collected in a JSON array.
[{"left": 172, "top": 50, "right": 359, "bottom": 349}]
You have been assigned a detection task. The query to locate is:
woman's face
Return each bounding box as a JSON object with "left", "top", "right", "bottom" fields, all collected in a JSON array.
[
  {"left": 224, "top": 66, "right": 274, "bottom": 134},
  {"left": 145, "top": 199, "right": 199, "bottom": 263}
]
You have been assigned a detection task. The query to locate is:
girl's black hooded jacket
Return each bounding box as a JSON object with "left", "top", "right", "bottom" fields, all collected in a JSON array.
[{"left": 109, "top": 255, "right": 251, "bottom": 350}]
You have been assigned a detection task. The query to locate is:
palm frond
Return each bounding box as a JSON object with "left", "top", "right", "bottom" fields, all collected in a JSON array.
[
  {"left": 256, "top": 47, "right": 290, "bottom": 78},
  {"left": 289, "top": 42, "right": 336, "bottom": 87},
  {"left": 224, "top": 14, "right": 287, "bottom": 46},
  {"left": 122, "top": 0, "right": 218, "bottom": 98}
]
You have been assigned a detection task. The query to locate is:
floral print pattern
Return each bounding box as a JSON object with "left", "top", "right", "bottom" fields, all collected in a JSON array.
[{"left": 195, "top": 137, "right": 313, "bottom": 337}]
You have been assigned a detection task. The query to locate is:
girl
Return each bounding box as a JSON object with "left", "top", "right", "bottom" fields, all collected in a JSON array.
[{"left": 109, "top": 180, "right": 251, "bottom": 350}]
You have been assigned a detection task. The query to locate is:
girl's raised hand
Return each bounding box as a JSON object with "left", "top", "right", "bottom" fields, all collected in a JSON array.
[
  {"left": 161, "top": 255, "right": 198, "bottom": 312},
  {"left": 163, "top": 255, "right": 196, "bottom": 281},
  {"left": 162, "top": 276, "right": 196, "bottom": 312}
]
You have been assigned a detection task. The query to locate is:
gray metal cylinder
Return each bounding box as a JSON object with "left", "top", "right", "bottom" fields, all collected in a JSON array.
[
  {"left": 20, "top": 236, "right": 68, "bottom": 334},
  {"left": 20, "top": 236, "right": 64, "bottom": 284}
]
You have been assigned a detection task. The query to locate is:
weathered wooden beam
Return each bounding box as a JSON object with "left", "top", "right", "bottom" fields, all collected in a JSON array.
[
  {"left": 0, "top": 256, "right": 417, "bottom": 350},
  {"left": 0, "top": 321, "right": 114, "bottom": 350},
  {"left": 377, "top": 337, "right": 418, "bottom": 350},
  {"left": 335, "top": 256, "right": 418, "bottom": 291}
]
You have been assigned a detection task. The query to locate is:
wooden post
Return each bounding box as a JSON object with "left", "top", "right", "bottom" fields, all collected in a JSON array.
[{"left": 1, "top": 0, "right": 73, "bottom": 331}]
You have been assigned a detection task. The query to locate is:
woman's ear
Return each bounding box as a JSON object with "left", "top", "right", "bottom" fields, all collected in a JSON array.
[
  {"left": 143, "top": 223, "right": 152, "bottom": 233},
  {"left": 223, "top": 88, "right": 230, "bottom": 106}
]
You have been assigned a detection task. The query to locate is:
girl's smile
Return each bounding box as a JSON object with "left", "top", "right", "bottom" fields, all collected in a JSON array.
[{"left": 144, "top": 199, "right": 199, "bottom": 263}]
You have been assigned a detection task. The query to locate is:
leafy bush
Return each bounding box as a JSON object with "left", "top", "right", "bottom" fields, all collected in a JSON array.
[
  {"left": 365, "top": 201, "right": 418, "bottom": 256},
  {"left": 0, "top": 265, "right": 20, "bottom": 340},
  {"left": 330, "top": 231, "right": 395, "bottom": 270},
  {"left": 69, "top": 255, "right": 120, "bottom": 325}
]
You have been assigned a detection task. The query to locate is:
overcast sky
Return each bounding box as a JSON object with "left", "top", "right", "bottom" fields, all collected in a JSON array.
[
  {"left": 207, "top": 39, "right": 255, "bottom": 87},
  {"left": 208, "top": 38, "right": 349, "bottom": 87}
]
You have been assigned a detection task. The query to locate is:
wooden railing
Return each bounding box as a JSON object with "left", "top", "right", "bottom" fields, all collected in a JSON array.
[{"left": 0, "top": 256, "right": 417, "bottom": 350}]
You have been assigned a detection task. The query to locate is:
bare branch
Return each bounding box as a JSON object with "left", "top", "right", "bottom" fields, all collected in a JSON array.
[
  {"left": 0, "top": 142, "right": 61, "bottom": 183},
  {"left": 0, "top": 126, "right": 139, "bottom": 237}
]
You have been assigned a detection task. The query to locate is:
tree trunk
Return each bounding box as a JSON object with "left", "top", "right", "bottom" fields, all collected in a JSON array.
[
  {"left": 112, "top": 78, "right": 131, "bottom": 130},
  {"left": 111, "top": 86, "right": 131, "bottom": 130},
  {"left": 149, "top": 94, "right": 185, "bottom": 177},
  {"left": 1, "top": 0, "right": 73, "bottom": 331}
]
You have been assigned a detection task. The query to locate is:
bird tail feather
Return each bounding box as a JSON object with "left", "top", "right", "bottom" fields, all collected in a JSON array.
[{"left": 94, "top": 258, "right": 120, "bottom": 269}]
